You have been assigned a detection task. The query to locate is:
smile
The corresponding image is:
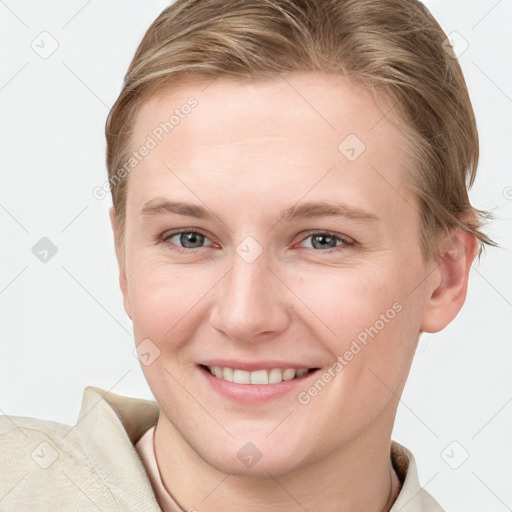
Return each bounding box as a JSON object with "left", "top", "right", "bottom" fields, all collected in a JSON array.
[{"left": 202, "top": 365, "right": 316, "bottom": 384}]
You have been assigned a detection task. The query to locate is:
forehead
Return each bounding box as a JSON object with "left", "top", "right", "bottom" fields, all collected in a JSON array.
[
  {"left": 127, "top": 72, "right": 417, "bottom": 222},
  {"left": 134, "top": 72, "right": 405, "bottom": 147}
]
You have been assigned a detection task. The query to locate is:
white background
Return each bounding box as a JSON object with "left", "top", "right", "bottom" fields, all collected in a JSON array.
[{"left": 0, "top": 1, "right": 511, "bottom": 510}]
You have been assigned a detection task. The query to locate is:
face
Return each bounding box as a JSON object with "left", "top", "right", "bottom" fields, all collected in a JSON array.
[{"left": 116, "top": 71, "right": 442, "bottom": 476}]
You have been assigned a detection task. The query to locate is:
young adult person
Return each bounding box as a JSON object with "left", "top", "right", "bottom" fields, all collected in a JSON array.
[{"left": 1, "top": 1, "right": 494, "bottom": 510}]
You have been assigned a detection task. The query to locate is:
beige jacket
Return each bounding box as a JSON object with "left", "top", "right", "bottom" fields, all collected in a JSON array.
[{"left": 0, "top": 387, "right": 444, "bottom": 511}]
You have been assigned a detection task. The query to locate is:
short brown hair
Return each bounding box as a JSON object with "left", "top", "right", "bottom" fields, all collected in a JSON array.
[{"left": 105, "top": 0, "right": 494, "bottom": 258}]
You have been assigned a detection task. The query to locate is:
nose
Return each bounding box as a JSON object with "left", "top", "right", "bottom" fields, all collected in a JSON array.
[{"left": 209, "top": 251, "right": 291, "bottom": 343}]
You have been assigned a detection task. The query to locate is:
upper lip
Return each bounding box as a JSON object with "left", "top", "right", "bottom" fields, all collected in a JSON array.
[{"left": 199, "top": 360, "right": 320, "bottom": 371}]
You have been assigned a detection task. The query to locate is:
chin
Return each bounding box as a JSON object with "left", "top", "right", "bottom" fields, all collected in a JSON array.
[{"left": 198, "top": 437, "right": 310, "bottom": 478}]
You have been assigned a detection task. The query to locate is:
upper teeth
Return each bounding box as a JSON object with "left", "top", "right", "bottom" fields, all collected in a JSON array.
[{"left": 207, "top": 366, "right": 309, "bottom": 384}]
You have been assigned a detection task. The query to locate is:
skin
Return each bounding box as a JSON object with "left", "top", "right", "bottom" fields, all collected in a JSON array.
[{"left": 110, "top": 71, "right": 477, "bottom": 511}]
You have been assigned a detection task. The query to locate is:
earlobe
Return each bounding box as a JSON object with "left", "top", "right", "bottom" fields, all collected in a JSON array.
[
  {"left": 109, "top": 207, "right": 133, "bottom": 320},
  {"left": 420, "top": 229, "right": 478, "bottom": 333}
]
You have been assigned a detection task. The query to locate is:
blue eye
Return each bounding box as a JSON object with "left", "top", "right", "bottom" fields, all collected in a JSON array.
[
  {"left": 300, "top": 232, "right": 352, "bottom": 251},
  {"left": 165, "top": 231, "right": 213, "bottom": 250},
  {"left": 162, "top": 230, "right": 353, "bottom": 254}
]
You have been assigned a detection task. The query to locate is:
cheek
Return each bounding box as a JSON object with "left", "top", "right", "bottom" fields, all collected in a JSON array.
[
  {"left": 127, "top": 254, "right": 220, "bottom": 347},
  {"left": 289, "top": 263, "right": 422, "bottom": 385},
  {"left": 127, "top": 258, "right": 208, "bottom": 391},
  {"left": 289, "top": 265, "right": 402, "bottom": 339}
]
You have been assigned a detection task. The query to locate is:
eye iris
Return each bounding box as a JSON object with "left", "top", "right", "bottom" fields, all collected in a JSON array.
[
  {"left": 181, "top": 232, "right": 204, "bottom": 248},
  {"left": 312, "top": 234, "right": 338, "bottom": 249},
  {"left": 173, "top": 233, "right": 343, "bottom": 250}
]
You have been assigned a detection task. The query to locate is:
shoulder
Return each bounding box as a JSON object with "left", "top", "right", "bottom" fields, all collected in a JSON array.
[
  {"left": 1, "top": 412, "right": 71, "bottom": 447},
  {"left": 0, "top": 412, "right": 79, "bottom": 476},
  {"left": 0, "top": 411, "right": 107, "bottom": 510},
  {"left": 1, "top": 414, "right": 72, "bottom": 482},
  {"left": 0, "top": 387, "right": 160, "bottom": 511}
]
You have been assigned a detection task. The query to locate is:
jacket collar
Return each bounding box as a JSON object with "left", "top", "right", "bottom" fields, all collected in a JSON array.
[
  {"left": 389, "top": 442, "right": 443, "bottom": 511},
  {"left": 71, "top": 386, "right": 161, "bottom": 510}
]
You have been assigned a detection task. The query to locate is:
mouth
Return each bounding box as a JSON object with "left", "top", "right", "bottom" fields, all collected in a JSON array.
[{"left": 199, "top": 364, "right": 320, "bottom": 385}]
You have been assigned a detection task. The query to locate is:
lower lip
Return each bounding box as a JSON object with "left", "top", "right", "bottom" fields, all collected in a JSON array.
[{"left": 198, "top": 366, "right": 320, "bottom": 403}]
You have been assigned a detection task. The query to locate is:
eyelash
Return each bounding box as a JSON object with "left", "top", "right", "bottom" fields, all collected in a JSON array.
[{"left": 161, "top": 229, "right": 355, "bottom": 255}]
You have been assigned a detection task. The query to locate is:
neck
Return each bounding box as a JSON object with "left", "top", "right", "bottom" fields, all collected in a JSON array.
[{"left": 154, "top": 416, "right": 402, "bottom": 512}]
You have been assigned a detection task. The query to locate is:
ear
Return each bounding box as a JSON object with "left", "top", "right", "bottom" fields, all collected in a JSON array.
[
  {"left": 420, "top": 228, "right": 479, "bottom": 333},
  {"left": 109, "top": 207, "right": 132, "bottom": 320}
]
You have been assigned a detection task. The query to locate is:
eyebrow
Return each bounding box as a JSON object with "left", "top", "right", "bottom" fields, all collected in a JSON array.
[{"left": 140, "top": 198, "right": 379, "bottom": 223}]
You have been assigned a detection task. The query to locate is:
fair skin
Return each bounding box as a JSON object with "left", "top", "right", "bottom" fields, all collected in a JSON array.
[{"left": 110, "top": 71, "right": 477, "bottom": 511}]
